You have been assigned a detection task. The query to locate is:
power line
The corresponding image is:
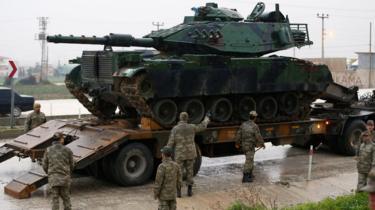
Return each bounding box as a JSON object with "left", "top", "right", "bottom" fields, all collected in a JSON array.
[{"left": 152, "top": 22, "right": 164, "bottom": 31}]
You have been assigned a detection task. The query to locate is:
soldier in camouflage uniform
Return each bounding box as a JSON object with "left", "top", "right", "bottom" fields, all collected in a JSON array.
[
  {"left": 366, "top": 120, "right": 375, "bottom": 142},
  {"left": 167, "top": 112, "right": 210, "bottom": 197},
  {"left": 235, "top": 111, "right": 265, "bottom": 183},
  {"left": 24, "top": 102, "right": 46, "bottom": 131},
  {"left": 154, "top": 146, "right": 182, "bottom": 210},
  {"left": 43, "top": 132, "right": 74, "bottom": 210},
  {"left": 356, "top": 125, "right": 375, "bottom": 192}
]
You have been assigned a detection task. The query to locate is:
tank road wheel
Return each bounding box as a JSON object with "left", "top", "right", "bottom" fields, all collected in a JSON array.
[
  {"left": 238, "top": 96, "right": 256, "bottom": 120},
  {"left": 153, "top": 99, "right": 178, "bottom": 126},
  {"left": 280, "top": 93, "right": 299, "bottom": 115},
  {"left": 338, "top": 120, "right": 366, "bottom": 156},
  {"left": 181, "top": 99, "right": 205, "bottom": 124},
  {"left": 113, "top": 143, "right": 154, "bottom": 186},
  {"left": 211, "top": 98, "right": 233, "bottom": 122},
  {"left": 257, "top": 96, "right": 277, "bottom": 120}
]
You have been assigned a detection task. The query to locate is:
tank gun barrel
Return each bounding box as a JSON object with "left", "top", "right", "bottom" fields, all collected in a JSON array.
[{"left": 47, "top": 33, "right": 155, "bottom": 48}]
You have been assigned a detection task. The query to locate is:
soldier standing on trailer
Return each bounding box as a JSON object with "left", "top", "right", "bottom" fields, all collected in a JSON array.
[
  {"left": 154, "top": 146, "right": 182, "bottom": 210},
  {"left": 235, "top": 110, "right": 265, "bottom": 183},
  {"left": 25, "top": 102, "right": 46, "bottom": 131},
  {"left": 43, "top": 132, "right": 74, "bottom": 210},
  {"left": 167, "top": 112, "right": 210, "bottom": 197}
]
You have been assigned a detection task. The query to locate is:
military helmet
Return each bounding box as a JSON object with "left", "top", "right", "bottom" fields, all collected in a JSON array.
[
  {"left": 179, "top": 112, "right": 189, "bottom": 121},
  {"left": 160, "top": 146, "right": 173, "bottom": 156},
  {"left": 33, "top": 103, "right": 41, "bottom": 109},
  {"left": 249, "top": 110, "right": 258, "bottom": 117}
]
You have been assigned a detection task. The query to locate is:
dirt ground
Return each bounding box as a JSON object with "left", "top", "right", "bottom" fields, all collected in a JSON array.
[{"left": 0, "top": 143, "right": 357, "bottom": 210}]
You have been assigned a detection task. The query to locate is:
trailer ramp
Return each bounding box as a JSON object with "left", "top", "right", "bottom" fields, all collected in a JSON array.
[{"left": 3, "top": 119, "right": 130, "bottom": 199}]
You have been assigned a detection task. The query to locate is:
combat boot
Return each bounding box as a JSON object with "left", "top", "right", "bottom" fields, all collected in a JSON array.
[
  {"left": 242, "top": 173, "right": 247, "bottom": 183},
  {"left": 177, "top": 187, "right": 181, "bottom": 198},
  {"left": 247, "top": 173, "right": 253, "bottom": 182},
  {"left": 242, "top": 173, "right": 253, "bottom": 183},
  {"left": 187, "top": 185, "right": 193, "bottom": 197}
]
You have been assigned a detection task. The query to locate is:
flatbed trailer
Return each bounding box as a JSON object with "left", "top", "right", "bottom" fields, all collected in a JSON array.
[{"left": 0, "top": 105, "right": 373, "bottom": 199}]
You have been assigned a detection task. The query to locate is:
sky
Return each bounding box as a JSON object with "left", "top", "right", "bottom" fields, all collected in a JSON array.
[{"left": 0, "top": 0, "right": 374, "bottom": 67}]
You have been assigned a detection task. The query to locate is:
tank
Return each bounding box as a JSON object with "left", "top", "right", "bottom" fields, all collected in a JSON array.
[{"left": 47, "top": 2, "right": 337, "bottom": 126}]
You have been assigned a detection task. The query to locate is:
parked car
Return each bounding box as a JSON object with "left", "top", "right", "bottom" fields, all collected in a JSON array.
[{"left": 0, "top": 87, "right": 34, "bottom": 117}]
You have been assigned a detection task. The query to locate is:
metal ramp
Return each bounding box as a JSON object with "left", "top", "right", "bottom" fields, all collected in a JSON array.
[
  {"left": 3, "top": 119, "right": 130, "bottom": 199},
  {"left": 4, "top": 169, "right": 47, "bottom": 199}
]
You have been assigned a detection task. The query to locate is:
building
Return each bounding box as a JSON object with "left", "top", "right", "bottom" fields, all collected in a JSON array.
[
  {"left": 356, "top": 52, "right": 375, "bottom": 70},
  {"left": 0, "top": 56, "right": 10, "bottom": 77}
]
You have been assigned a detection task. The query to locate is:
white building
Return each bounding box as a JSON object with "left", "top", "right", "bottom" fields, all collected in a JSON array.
[
  {"left": 0, "top": 56, "right": 10, "bottom": 77},
  {"left": 356, "top": 52, "right": 375, "bottom": 70}
]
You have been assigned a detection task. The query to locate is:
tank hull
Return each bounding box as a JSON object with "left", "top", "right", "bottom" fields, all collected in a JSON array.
[{"left": 66, "top": 52, "right": 333, "bottom": 126}]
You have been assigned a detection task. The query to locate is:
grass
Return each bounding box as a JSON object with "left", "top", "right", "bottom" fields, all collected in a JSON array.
[
  {"left": 226, "top": 193, "right": 369, "bottom": 210},
  {"left": 283, "top": 192, "right": 369, "bottom": 210},
  {"left": 14, "top": 83, "right": 73, "bottom": 100}
]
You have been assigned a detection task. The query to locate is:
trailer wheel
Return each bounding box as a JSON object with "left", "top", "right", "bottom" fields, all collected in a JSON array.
[
  {"left": 339, "top": 120, "right": 366, "bottom": 156},
  {"left": 193, "top": 144, "right": 202, "bottom": 176},
  {"left": 113, "top": 143, "right": 154, "bottom": 186}
]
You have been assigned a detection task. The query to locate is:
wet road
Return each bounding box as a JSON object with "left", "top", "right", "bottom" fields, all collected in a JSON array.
[{"left": 0, "top": 141, "right": 357, "bottom": 210}]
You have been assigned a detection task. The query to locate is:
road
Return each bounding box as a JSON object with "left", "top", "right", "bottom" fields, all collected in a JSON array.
[{"left": 0, "top": 141, "right": 357, "bottom": 210}]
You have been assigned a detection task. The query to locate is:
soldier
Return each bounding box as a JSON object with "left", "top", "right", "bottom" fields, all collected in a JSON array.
[
  {"left": 235, "top": 111, "right": 265, "bottom": 183},
  {"left": 366, "top": 120, "right": 375, "bottom": 142},
  {"left": 154, "top": 146, "right": 182, "bottom": 210},
  {"left": 356, "top": 127, "right": 375, "bottom": 192},
  {"left": 43, "top": 132, "right": 74, "bottom": 210},
  {"left": 24, "top": 102, "right": 46, "bottom": 131},
  {"left": 167, "top": 112, "right": 210, "bottom": 197}
]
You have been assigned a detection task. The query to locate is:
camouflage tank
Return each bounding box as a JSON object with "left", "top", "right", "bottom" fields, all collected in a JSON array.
[{"left": 47, "top": 2, "right": 343, "bottom": 126}]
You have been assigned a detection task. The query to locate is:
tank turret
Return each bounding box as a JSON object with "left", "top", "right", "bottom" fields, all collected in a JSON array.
[{"left": 48, "top": 2, "right": 311, "bottom": 57}]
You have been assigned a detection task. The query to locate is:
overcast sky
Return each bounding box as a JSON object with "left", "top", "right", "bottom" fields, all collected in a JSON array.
[{"left": 0, "top": 0, "right": 374, "bottom": 67}]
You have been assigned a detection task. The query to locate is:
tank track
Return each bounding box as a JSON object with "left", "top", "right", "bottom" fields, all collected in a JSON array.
[
  {"left": 65, "top": 76, "right": 106, "bottom": 118},
  {"left": 119, "top": 75, "right": 152, "bottom": 117}
]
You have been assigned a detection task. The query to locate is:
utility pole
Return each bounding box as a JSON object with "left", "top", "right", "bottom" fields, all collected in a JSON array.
[
  {"left": 36, "top": 17, "right": 48, "bottom": 82},
  {"left": 317, "top": 13, "right": 329, "bottom": 61},
  {"left": 370, "top": 22, "right": 373, "bottom": 88},
  {"left": 152, "top": 22, "right": 164, "bottom": 31}
]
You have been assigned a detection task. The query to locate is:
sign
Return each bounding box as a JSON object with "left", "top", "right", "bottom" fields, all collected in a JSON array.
[{"left": 8, "top": 60, "right": 17, "bottom": 79}]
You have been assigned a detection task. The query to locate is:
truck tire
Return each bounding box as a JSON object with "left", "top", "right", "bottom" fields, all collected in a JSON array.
[
  {"left": 12, "top": 106, "right": 21, "bottom": 117},
  {"left": 193, "top": 144, "right": 202, "bottom": 176},
  {"left": 113, "top": 143, "right": 154, "bottom": 186},
  {"left": 339, "top": 120, "right": 366, "bottom": 156}
]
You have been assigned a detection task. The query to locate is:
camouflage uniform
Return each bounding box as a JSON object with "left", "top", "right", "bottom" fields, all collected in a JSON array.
[
  {"left": 43, "top": 141, "right": 74, "bottom": 210},
  {"left": 24, "top": 111, "right": 46, "bottom": 131},
  {"left": 154, "top": 157, "right": 182, "bottom": 210},
  {"left": 235, "top": 120, "right": 264, "bottom": 175},
  {"left": 357, "top": 130, "right": 375, "bottom": 191},
  {"left": 167, "top": 117, "right": 209, "bottom": 186}
]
